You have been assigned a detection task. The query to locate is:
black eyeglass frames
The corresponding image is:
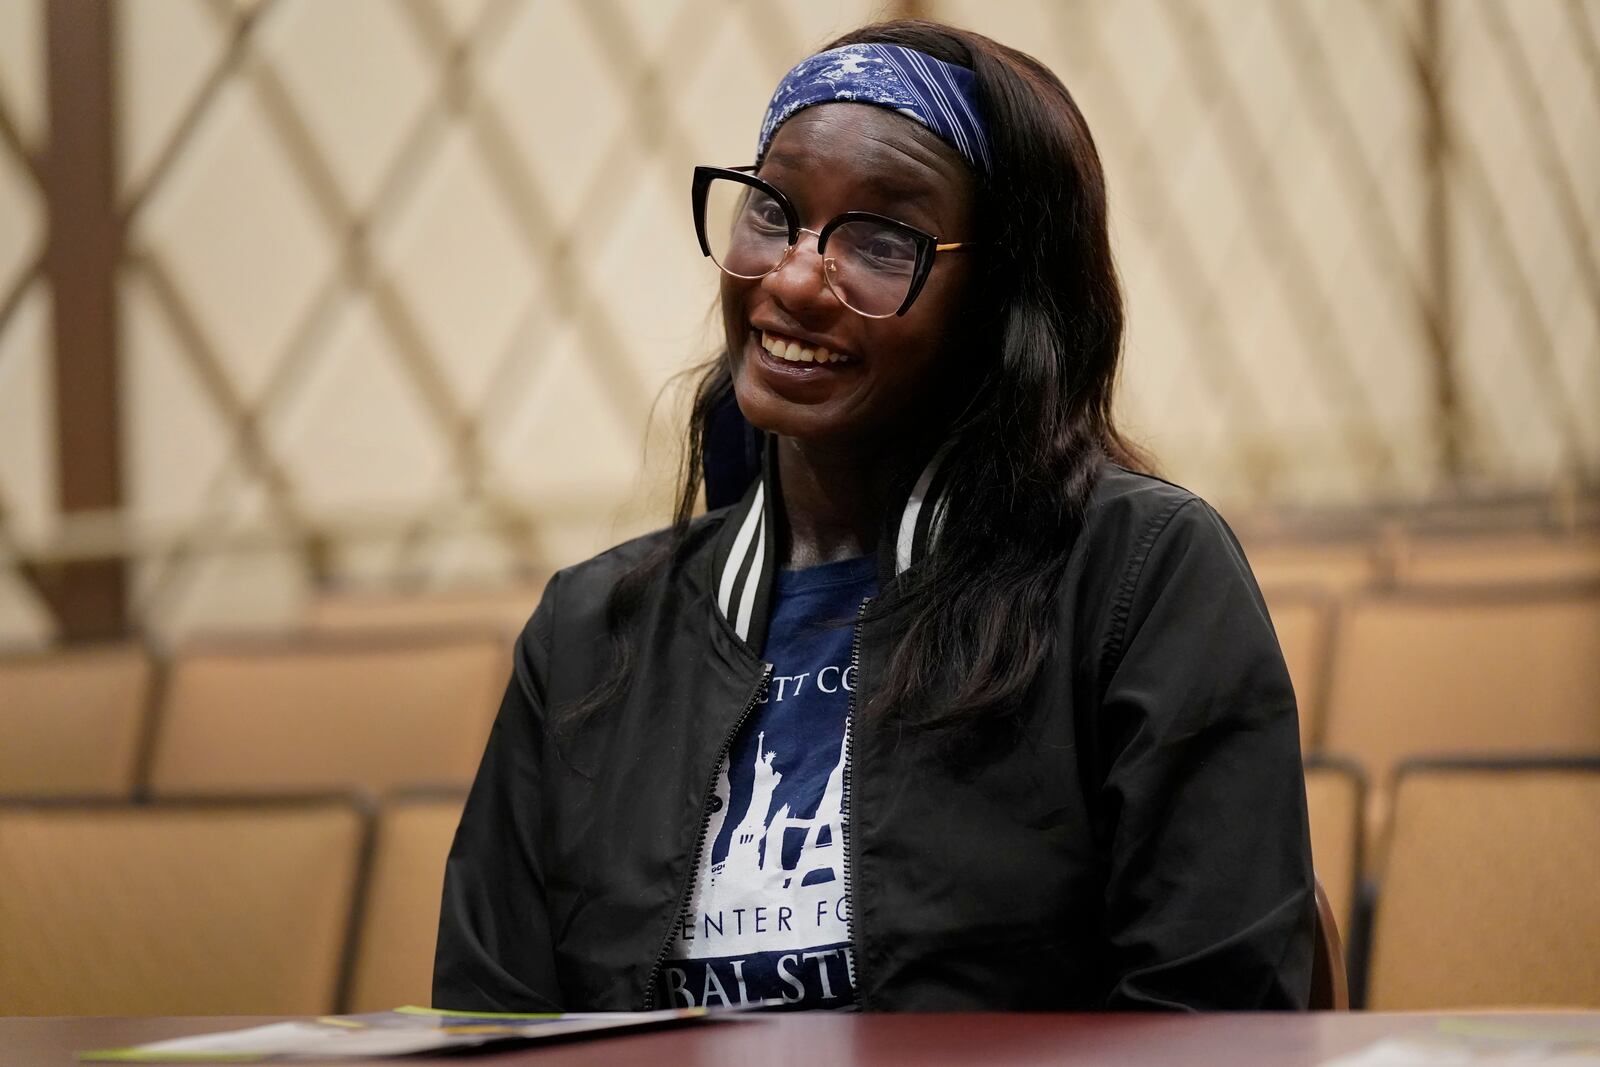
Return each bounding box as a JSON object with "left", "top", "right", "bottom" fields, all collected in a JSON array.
[{"left": 691, "top": 165, "right": 975, "bottom": 318}]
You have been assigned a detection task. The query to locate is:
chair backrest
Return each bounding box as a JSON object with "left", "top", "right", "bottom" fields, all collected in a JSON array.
[
  {"left": 1261, "top": 589, "right": 1335, "bottom": 749},
  {"left": 1240, "top": 540, "right": 1385, "bottom": 596},
  {"left": 148, "top": 633, "right": 506, "bottom": 796},
  {"left": 1366, "top": 760, "right": 1600, "bottom": 1010},
  {"left": 347, "top": 793, "right": 467, "bottom": 1012},
  {"left": 1321, "top": 589, "right": 1600, "bottom": 854},
  {"left": 0, "top": 799, "right": 365, "bottom": 1014},
  {"left": 0, "top": 644, "right": 153, "bottom": 798},
  {"left": 304, "top": 584, "right": 545, "bottom": 638},
  {"left": 1304, "top": 760, "right": 1363, "bottom": 941},
  {"left": 1396, "top": 535, "right": 1600, "bottom": 589},
  {"left": 1310, "top": 874, "right": 1349, "bottom": 1010}
]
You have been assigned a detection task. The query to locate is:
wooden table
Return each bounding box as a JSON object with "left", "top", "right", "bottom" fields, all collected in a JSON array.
[{"left": 5, "top": 1011, "right": 1599, "bottom": 1067}]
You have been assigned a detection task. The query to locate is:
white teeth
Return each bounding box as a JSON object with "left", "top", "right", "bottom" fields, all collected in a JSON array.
[{"left": 760, "top": 330, "right": 849, "bottom": 366}]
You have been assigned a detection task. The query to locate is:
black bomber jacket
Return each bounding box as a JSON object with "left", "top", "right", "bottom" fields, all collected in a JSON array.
[{"left": 433, "top": 451, "right": 1315, "bottom": 1013}]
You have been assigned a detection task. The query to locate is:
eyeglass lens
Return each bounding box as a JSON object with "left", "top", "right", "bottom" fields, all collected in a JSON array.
[{"left": 701, "top": 176, "right": 919, "bottom": 317}]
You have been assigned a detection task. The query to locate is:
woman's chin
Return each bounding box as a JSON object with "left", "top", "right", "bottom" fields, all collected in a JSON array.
[{"left": 732, "top": 368, "right": 856, "bottom": 445}]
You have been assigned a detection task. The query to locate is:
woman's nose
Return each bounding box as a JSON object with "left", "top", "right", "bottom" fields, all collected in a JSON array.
[{"left": 762, "top": 230, "right": 842, "bottom": 315}]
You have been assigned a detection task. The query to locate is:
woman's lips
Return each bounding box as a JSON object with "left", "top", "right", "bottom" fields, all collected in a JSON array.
[{"left": 752, "top": 337, "right": 854, "bottom": 382}]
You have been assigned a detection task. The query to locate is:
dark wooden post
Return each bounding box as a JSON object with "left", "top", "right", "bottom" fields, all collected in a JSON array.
[{"left": 38, "top": 0, "right": 126, "bottom": 641}]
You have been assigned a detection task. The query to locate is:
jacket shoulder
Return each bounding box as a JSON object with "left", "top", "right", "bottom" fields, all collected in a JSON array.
[
  {"left": 1085, "top": 463, "right": 1205, "bottom": 526},
  {"left": 1085, "top": 464, "right": 1250, "bottom": 566},
  {"left": 532, "top": 509, "right": 729, "bottom": 624},
  {"left": 1072, "top": 464, "right": 1255, "bottom": 644},
  {"left": 1077, "top": 464, "right": 1214, "bottom": 566}
]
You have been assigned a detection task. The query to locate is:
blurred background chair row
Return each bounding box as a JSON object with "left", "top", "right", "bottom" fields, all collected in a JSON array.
[
  {"left": 1, "top": 524, "right": 1596, "bottom": 1013},
  {"left": 7, "top": 531, "right": 1593, "bottom": 852},
  {"left": 1252, "top": 528, "right": 1600, "bottom": 878},
  {"left": 2, "top": 762, "right": 1595, "bottom": 1015},
  {"left": 0, "top": 791, "right": 467, "bottom": 1016},
  {"left": 0, "top": 629, "right": 511, "bottom": 800}
]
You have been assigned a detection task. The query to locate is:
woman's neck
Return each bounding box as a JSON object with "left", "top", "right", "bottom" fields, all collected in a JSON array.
[{"left": 773, "top": 434, "right": 911, "bottom": 569}]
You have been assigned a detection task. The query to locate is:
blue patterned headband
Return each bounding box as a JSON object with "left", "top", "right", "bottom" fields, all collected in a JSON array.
[{"left": 756, "top": 43, "right": 992, "bottom": 175}]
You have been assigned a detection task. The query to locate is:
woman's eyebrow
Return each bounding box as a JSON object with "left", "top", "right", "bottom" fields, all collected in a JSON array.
[
  {"left": 760, "top": 149, "right": 807, "bottom": 171},
  {"left": 758, "top": 157, "right": 946, "bottom": 225},
  {"left": 861, "top": 174, "right": 939, "bottom": 210}
]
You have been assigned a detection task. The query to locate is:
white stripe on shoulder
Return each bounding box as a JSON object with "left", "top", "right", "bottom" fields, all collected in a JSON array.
[
  {"left": 929, "top": 494, "right": 951, "bottom": 550},
  {"left": 718, "top": 482, "right": 765, "bottom": 617},
  {"left": 734, "top": 513, "right": 766, "bottom": 640},
  {"left": 895, "top": 456, "right": 943, "bottom": 575}
]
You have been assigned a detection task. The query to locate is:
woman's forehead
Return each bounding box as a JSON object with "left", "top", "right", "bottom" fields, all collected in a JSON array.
[{"left": 760, "top": 103, "right": 973, "bottom": 202}]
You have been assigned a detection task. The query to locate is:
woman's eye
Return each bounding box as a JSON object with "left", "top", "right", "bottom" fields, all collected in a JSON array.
[
  {"left": 744, "top": 196, "right": 789, "bottom": 233},
  {"left": 851, "top": 230, "right": 916, "bottom": 270}
]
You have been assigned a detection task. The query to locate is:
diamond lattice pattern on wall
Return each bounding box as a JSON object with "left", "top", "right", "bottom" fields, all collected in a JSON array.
[
  {"left": 939, "top": 0, "right": 1599, "bottom": 506},
  {"left": 116, "top": 0, "right": 884, "bottom": 642},
  {"left": 1, "top": 0, "right": 1595, "bottom": 645}
]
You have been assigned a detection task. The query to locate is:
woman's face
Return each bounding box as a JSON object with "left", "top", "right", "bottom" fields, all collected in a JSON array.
[{"left": 722, "top": 103, "right": 977, "bottom": 451}]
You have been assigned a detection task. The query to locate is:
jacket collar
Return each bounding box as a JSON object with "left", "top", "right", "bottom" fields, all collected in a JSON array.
[{"left": 710, "top": 435, "right": 955, "bottom": 652}]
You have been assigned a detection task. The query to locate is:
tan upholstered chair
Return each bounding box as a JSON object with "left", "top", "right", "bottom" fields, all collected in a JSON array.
[
  {"left": 1260, "top": 589, "right": 1335, "bottom": 749},
  {"left": 347, "top": 793, "right": 467, "bottom": 1012},
  {"left": 1395, "top": 535, "right": 1600, "bottom": 589},
  {"left": 1304, "top": 759, "right": 1363, "bottom": 941},
  {"left": 0, "top": 645, "right": 153, "bottom": 798},
  {"left": 148, "top": 633, "right": 506, "bottom": 796},
  {"left": 1321, "top": 589, "right": 1600, "bottom": 860},
  {"left": 0, "top": 799, "right": 365, "bottom": 1014},
  {"left": 1367, "top": 761, "right": 1600, "bottom": 1010}
]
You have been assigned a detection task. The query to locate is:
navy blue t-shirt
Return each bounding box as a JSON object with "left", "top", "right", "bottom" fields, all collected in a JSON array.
[{"left": 663, "top": 554, "right": 876, "bottom": 1010}]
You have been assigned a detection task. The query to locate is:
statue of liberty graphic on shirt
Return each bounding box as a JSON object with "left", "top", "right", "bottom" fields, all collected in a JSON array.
[{"left": 707, "top": 729, "right": 847, "bottom": 901}]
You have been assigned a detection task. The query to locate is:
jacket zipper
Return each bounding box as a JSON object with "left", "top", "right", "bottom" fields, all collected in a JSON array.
[
  {"left": 841, "top": 595, "right": 871, "bottom": 1008},
  {"left": 641, "top": 662, "right": 772, "bottom": 1010}
]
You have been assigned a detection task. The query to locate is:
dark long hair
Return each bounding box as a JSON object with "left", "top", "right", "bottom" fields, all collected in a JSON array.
[{"left": 572, "top": 19, "right": 1149, "bottom": 732}]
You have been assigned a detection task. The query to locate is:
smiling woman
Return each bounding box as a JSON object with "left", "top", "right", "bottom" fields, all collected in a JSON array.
[{"left": 434, "top": 20, "right": 1315, "bottom": 1015}]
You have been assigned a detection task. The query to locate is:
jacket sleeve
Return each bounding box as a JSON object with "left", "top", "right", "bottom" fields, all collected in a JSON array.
[
  {"left": 1094, "top": 498, "right": 1315, "bottom": 1010},
  {"left": 433, "top": 581, "right": 564, "bottom": 1012}
]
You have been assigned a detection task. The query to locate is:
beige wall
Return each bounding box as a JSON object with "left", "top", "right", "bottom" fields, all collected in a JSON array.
[{"left": 0, "top": 0, "right": 1596, "bottom": 648}]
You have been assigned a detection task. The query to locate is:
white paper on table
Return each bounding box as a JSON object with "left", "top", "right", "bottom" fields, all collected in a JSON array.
[
  {"left": 91, "top": 1022, "right": 467, "bottom": 1058},
  {"left": 78, "top": 1008, "right": 711, "bottom": 1062},
  {"left": 1322, "top": 1034, "right": 1600, "bottom": 1066}
]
